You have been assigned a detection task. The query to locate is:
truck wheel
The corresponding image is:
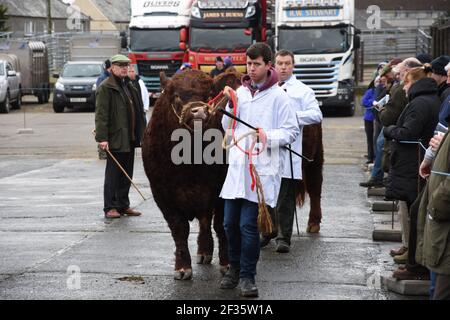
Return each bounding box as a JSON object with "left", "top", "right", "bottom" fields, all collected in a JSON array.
[
  {"left": 12, "top": 88, "right": 22, "bottom": 109},
  {"left": 12, "top": 94, "right": 21, "bottom": 110},
  {"left": 0, "top": 93, "right": 10, "bottom": 113},
  {"left": 53, "top": 103, "right": 64, "bottom": 113},
  {"left": 38, "top": 92, "right": 44, "bottom": 104},
  {"left": 44, "top": 84, "right": 50, "bottom": 103}
]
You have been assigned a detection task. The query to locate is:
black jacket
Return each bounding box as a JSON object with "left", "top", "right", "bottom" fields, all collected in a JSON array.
[{"left": 384, "top": 77, "right": 441, "bottom": 204}]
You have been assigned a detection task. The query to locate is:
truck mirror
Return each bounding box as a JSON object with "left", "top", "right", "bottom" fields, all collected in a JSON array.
[
  {"left": 180, "top": 28, "right": 188, "bottom": 43},
  {"left": 354, "top": 36, "right": 361, "bottom": 50},
  {"left": 179, "top": 42, "right": 187, "bottom": 51},
  {"left": 120, "top": 32, "right": 128, "bottom": 49}
]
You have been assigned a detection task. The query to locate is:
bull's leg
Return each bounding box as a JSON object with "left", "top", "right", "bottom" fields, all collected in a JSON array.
[
  {"left": 166, "top": 215, "right": 192, "bottom": 280},
  {"left": 305, "top": 162, "right": 323, "bottom": 234},
  {"left": 197, "top": 217, "right": 214, "bottom": 265},
  {"left": 213, "top": 204, "right": 229, "bottom": 275}
]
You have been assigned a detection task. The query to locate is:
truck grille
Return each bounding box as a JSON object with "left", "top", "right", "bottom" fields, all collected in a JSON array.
[
  {"left": 137, "top": 60, "right": 182, "bottom": 92},
  {"left": 293, "top": 58, "right": 341, "bottom": 97}
]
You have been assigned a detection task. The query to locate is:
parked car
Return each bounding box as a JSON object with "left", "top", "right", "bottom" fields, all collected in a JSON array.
[
  {"left": 53, "top": 61, "right": 103, "bottom": 113},
  {"left": 0, "top": 58, "right": 22, "bottom": 113}
]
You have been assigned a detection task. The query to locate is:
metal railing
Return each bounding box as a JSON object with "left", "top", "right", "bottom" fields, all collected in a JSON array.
[{"left": 360, "top": 28, "right": 431, "bottom": 65}]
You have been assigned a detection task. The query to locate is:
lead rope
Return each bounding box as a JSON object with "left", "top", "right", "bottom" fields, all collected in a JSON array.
[{"left": 221, "top": 90, "right": 273, "bottom": 234}]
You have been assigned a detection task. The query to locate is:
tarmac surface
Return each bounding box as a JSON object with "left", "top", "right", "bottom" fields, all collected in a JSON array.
[{"left": 0, "top": 99, "right": 418, "bottom": 300}]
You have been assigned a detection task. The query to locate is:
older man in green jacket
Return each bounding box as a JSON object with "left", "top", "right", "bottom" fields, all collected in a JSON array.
[
  {"left": 95, "top": 54, "right": 146, "bottom": 219},
  {"left": 416, "top": 126, "right": 450, "bottom": 300}
]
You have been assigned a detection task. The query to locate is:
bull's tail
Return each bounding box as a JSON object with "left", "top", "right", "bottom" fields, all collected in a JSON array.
[{"left": 295, "top": 179, "right": 306, "bottom": 208}]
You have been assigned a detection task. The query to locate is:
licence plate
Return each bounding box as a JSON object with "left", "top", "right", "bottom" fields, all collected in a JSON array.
[{"left": 70, "top": 98, "right": 87, "bottom": 103}]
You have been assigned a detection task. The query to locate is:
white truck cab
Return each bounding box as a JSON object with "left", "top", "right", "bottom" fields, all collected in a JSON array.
[{"left": 275, "top": 0, "right": 360, "bottom": 116}]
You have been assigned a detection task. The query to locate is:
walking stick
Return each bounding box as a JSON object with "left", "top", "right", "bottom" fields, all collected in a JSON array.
[
  {"left": 288, "top": 144, "right": 300, "bottom": 236},
  {"left": 105, "top": 148, "right": 147, "bottom": 201},
  {"left": 92, "top": 130, "right": 147, "bottom": 201}
]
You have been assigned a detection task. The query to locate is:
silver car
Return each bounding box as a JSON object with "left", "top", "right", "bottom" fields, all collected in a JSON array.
[
  {"left": 0, "top": 60, "right": 22, "bottom": 113},
  {"left": 53, "top": 61, "right": 103, "bottom": 113}
]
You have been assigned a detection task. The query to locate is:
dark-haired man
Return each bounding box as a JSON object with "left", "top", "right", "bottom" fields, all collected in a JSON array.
[
  {"left": 210, "top": 56, "right": 225, "bottom": 78},
  {"left": 218, "top": 43, "right": 299, "bottom": 297}
]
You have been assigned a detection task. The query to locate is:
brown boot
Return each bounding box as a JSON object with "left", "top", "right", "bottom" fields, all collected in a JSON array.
[
  {"left": 105, "top": 209, "right": 121, "bottom": 219},
  {"left": 122, "top": 207, "right": 142, "bottom": 216}
]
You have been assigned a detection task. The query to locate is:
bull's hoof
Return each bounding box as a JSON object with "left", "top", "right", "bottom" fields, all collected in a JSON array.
[
  {"left": 307, "top": 224, "right": 320, "bottom": 233},
  {"left": 196, "top": 254, "right": 213, "bottom": 265},
  {"left": 219, "top": 265, "right": 229, "bottom": 276},
  {"left": 174, "top": 268, "right": 193, "bottom": 280}
]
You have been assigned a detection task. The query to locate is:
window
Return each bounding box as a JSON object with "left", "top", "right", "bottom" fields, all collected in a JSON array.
[{"left": 24, "top": 21, "right": 34, "bottom": 35}]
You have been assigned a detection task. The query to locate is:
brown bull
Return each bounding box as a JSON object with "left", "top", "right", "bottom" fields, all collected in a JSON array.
[{"left": 141, "top": 70, "right": 240, "bottom": 280}]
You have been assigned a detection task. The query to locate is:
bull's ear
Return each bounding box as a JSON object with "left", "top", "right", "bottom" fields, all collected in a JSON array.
[{"left": 160, "top": 71, "right": 169, "bottom": 90}]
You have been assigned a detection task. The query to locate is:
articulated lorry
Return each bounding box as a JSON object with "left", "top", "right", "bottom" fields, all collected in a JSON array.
[
  {"left": 275, "top": 0, "right": 360, "bottom": 115},
  {"left": 188, "top": 0, "right": 274, "bottom": 73},
  {"left": 128, "top": 0, "right": 194, "bottom": 101}
]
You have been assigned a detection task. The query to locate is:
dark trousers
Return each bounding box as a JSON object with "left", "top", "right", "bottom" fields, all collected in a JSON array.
[
  {"left": 364, "top": 120, "right": 375, "bottom": 161},
  {"left": 433, "top": 274, "right": 450, "bottom": 300},
  {"left": 223, "top": 199, "right": 260, "bottom": 281},
  {"left": 275, "top": 178, "right": 297, "bottom": 245},
  {"left": 103, "top": 149, "right": 135, "bottom": 213}
]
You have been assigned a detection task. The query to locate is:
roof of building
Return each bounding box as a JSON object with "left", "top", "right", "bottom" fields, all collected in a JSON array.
[
  {"left": 2, "top": 0, "right": 89, "bottom": 19},
  {"left": 91, "top": 0, "right": 130, "bottom": 23}
]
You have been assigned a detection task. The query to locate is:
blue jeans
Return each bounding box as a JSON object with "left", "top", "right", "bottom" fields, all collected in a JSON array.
[
  {"left": 223, "top": 199, "right": 260, "bottom": 281},
  {"left": 371, "top": 128, "right": 385, "bottom": 181},
  {"left": 430, "top": 271, "right": 437, "bottom": 299}
]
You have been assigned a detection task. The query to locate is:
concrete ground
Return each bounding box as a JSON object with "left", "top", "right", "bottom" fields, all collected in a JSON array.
[{"left": 0, "top": 97, "right": 420, "bottom": 300}]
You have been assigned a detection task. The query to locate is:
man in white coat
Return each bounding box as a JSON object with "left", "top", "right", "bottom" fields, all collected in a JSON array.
[
  {"left": 218, "top": 43, "right": 300, "bottom": 297},
  {"left": 260, "top": 49, "right": 323, "bottom": 253}
]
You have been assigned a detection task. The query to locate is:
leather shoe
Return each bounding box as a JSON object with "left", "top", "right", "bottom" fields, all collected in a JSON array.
[
  {"left": 276, "top": 240, "right": 290, "bottom": 253},
  {"left": 122, "top": 208, "right": 142, "bottom": 216},
  {"left": 390, "top": 246, "right": 407, "bottom": 257},
  {"left": 393, "top": 267, "right": 430, "bottom": 281},
  {"left": 105, "top": 209, "right": 121, "bottom": 219},
  {"left": 260, "top": 233, "right": 277, "bottom": 248},
  {"left": 359, "top": 179, "right": 384, "bottom": 188}
]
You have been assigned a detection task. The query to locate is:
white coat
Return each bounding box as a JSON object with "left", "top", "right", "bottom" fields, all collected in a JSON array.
[
  {"left": 138, "top": 78, "right": 150, "bottom": 123},
  {"left": 220, "top": 83, "right": 300, "bottom": 208},
  {"left": 280, "top": 75, "right": 323, "bottom": 179}
]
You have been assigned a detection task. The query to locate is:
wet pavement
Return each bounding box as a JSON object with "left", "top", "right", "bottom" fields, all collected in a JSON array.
[{"left": 0, "top": 102, "right": 418, "bottom": 300}]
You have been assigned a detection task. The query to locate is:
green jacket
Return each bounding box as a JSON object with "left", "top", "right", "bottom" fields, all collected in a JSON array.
[
  {"left": 95, "top": 75, "right": 145, "bottom": 152},
  {"left": 379, "top": 82, "right": 408, "bottom": 127},
  {"left": 416, "top": 131, "right": 450, "bottom": 275}
]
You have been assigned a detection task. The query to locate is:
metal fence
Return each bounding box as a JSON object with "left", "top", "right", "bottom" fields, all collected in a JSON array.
[
  {"left": 358, "top": 28, "right": 432, "bottom": 83},
  {"left": 361, "top": 28, "right": 431, "bottom": 65},
  {"left": 1, "top": 31, "right": 124, "bottom": 73}
]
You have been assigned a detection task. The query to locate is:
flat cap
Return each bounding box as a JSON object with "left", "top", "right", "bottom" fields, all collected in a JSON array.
[{"left": 111, "top": 54, "right": 131, "bottom": 64}]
